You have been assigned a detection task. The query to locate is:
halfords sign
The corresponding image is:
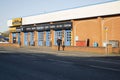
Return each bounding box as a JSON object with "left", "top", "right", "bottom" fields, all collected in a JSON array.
[
  {"left": 9, "top": 28, "right": 16, "bottom": 32},
  {"left": 12, "top": 18, "right": 22, "bottom": 26}
]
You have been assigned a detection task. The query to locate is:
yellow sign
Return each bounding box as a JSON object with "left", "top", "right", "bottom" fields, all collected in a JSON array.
[
  {"left": 12, "top": 18, "right": 22, "bottom": 26},
  {"left": 104, "top": 27, "right": 108, "bottom": 32},
  {"left": 9, "top": 28, "right": 16, "bottom": 32}
]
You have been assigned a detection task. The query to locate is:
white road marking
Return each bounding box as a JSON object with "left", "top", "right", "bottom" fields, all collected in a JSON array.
[
  {"left": 47, "top": 59, "right": 73, "bottom": 64},
  {"left": 89, "top": 59, "right": 120, "bottom": 65},
  {"left": 89, "top": 65, "right": 120, "bottom": 72},
  {"left": 0, "top": 51, "right": 12, "bottom": 53},
  {"left": 29, "top": 50, "right": 55, "bottom": 53},
  {"left": 47, "top": 58, "right": 120, "bottom": 72},
  {"left": 15, "top": 49, "right": 120, "bottom": 72}
]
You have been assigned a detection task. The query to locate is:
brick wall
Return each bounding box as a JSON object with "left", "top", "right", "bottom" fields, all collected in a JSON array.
[
  {"left": 52, "top": 45, "right": 120, "bottom": 54},
  {"left": 74, "top": 18, "right": 102, "bottom": 47},
  {"left": 103, "top": 16, "right": 120, "bottom": 41},
  {"left": 0, "top": 43, "right": 20, "bottom": 48},
  {"left": 34, "top": 31, "right": 38, "bottom": 46},
  {"left": 112, "top": 48, "right": 120, "bottom": 53},
  {"left": 9, "top": 33, "right": 12, "bottom": 43},
  {"left": 73, "top": 16, "right": 120, "bottom": 47}
]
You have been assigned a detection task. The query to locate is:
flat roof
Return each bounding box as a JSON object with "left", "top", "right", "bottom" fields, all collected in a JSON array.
[{"left": 8, "top": 0, "right": 120, "bottom": 26}]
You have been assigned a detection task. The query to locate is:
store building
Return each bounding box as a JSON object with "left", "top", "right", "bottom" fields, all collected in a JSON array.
[{"left": 8, "top": 1, "right": 120, "bottom": 48}]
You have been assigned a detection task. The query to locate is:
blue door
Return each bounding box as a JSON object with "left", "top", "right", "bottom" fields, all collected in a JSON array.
[
  {"left": 38, "top": 32, "right": 44, "bottom": 46},
  {"left": 46, "top": 31, "right": 50, "bottom": 46},
  {"left": 54, "top": 30, "right": 62, "bottom": 45},
  {"left": 12, "top": 33, "right": 16, "bottom": 37},
  {"left": 12, "top": 33, "right": 16, "bottom": 43},
  {"left": 18, "top": 33, "right": 20, "bottom": 44},
  {"left": 64, "top": 30, "right": 71, "bottom": 46},
  {"left": 30, "top": 32, "right": 34, "bottom": 46},
  {"left": 24, "top": 32, "right": 28, "bottom": 46}
]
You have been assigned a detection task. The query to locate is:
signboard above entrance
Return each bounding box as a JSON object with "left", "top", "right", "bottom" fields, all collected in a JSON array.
[
  {"left": 49, "top": 22, "right": 72, "bottom": 29},
  {"left": 36, "top": 22, "right": 72, "bottom": 31},
  {"left": 21, "top": 27, "right": 36, "bottom": 32},
  {"left": 21, "top": 22, "right": 72, "bottom": 32},
  {"left": 16, "top": 27, "right": 21, "bottom": 32},
  {"left": 9, "top": 28, "right": 16, "bottom": 32},
  {"left": 12, "top": 18, "right": 22, "bottom": 26}
]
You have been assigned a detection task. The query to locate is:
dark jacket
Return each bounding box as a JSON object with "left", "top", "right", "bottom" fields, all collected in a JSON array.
[{"left": 57, "top": 39, "right": 62, "bottom": 46}]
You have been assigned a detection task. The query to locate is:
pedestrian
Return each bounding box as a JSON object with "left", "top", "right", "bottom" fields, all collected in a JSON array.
[
  {"left": 86, "top": 38, "right": 90, "bottom": 47},
  {"left": 62, "top": 41, "right": 65, "bottom": 51},
  {"left": 57, "top": 37, "right": 62, "bottom": 51}
]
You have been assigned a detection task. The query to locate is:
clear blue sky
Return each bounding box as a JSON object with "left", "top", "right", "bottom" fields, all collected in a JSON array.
[{"left": 0, "top": 0, "right": 116, "bottom": 32}]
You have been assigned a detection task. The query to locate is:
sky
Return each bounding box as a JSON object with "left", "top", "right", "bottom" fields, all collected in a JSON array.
[{"left": 0, "top": 0, "right": 117, "bottom": 32}]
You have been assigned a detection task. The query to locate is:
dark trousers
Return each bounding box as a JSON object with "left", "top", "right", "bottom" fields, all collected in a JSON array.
[{"left": 58, "top": 44, "right": 60, "bottom": 51}]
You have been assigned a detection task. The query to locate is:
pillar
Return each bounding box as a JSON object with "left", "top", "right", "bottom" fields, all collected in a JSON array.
[
  {"left": 71, "top": 20, "right": 75, "bottom": 46},
  {"left": 9, "top": 32, "right": 12, "bottom": 43},
  {"left": 97, "top": 17, "right": 103, "bottom": 47},
  {"left": 28, "top": 32, "right": 30, "bottom": 46},
  {"left": 106, "top": 44, "right": 112, "bottom": 54},
  {"left": 43, "top": 31, "right": 46, "bottom": 46},
  {"left": 50, "top": 29, "right": 54, "bottom": 46},
  {"left": 20, "top": 32, "right": 24, "bottom": 46},
  {"left": 34, "top": 31, "right": 38, "bottom": 46},
  {"left": 62, "top": 30, "right": 65, "bottom": 45}
]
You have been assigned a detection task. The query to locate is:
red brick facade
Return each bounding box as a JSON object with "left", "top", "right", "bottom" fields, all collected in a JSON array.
[{"left": 9, "top": 15, "right": 120, "bottom": 54}]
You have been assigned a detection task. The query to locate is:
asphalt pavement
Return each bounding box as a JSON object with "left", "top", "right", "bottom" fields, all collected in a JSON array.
[{"left": 0, "top": 47, "right": 120, "bottom": 80}]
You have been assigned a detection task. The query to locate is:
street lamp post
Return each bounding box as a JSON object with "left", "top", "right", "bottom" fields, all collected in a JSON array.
[{"left": 104, "top": 27, "right": 108, "bottom": 54}]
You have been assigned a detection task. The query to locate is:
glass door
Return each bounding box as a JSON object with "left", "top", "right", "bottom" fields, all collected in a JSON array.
[
  {"left": 64, "top": 30, "right": 71, "bottom": 46},
  {"left": 46, "top": 31, "right": 50, "bottom": 46},
  {"left": 54, "top": 30, "right": 62, "bottom": 45},
  {"left": 38, "top": 32, "right": 44, "bottom": 46},
  {"left": 24, "top": 32, "right": 28, "bottom": 46},
  {"left": 30, "top": 32, "right": 34, "bottom": 46}
]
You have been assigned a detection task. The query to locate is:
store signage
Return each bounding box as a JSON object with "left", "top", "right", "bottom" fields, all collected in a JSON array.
[
  {"left": 20, "top": 22, "right": 72, "bottom": 32},
  {"left": 50, "top": 25, "right": 55, "bottom": 29},
  {"left": 63, "top": 23, "right": 72, "bottom": 28},
  {"left": 21, "top": 27, "right": 26, "bottom": 32},
  {"left": 24, "top": 27, "right": 36, "bottom": 32},
  {"left": 36, "top": 24, "right": 50, "bottom": 31},
  {"left": 55, "top": 22, "right": 72, "bottom": 29},
  {"left": 50, "top": 22, "right": 72, "bottom": 29},
  {"left": 44, "top": 25, "right": 50, "bottom": 30},
  {"left": 9, "top": 28, "right": 16, "bottom": 32},
  {"left": 36, "top": 26, "right": 44, "bottom": 31},
  {"left": 16, "top": 27, "right": 21, "bottom": 32},
  {"left": 12, "top": 18, "right": 22, "bottom": 26},
  {"left": 31, "top": 27, "right": 36, "bottom": 31},
  {"left": 56, "top": 24, "right": 63, "bottom": 29},
  {"left": 26, "top": 27, "right": 32, "bottom": 31}
]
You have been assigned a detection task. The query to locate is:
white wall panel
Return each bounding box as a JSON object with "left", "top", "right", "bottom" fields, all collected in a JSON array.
[
  {"left": 8, "top": 1, "right": 120, "bottom": 26},
  {"left": 7, "top": 20, "right": 12, "bottom": 26}
]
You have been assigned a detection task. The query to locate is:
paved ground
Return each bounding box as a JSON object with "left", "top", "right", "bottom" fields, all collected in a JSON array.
[
  {"left": 1, "top": 46, "right": 120, "bottom": 57},
  {"left": 0, "top": 47, "right": 120, "bottom": 80}
]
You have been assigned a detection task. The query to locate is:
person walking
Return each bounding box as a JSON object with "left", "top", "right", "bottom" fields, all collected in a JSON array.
[
  {"left": 57, "top": 37, "right": 62, "bottom": 51},
  {"left": 62, "top": 41, "right": 65, "bottom": 51}
]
